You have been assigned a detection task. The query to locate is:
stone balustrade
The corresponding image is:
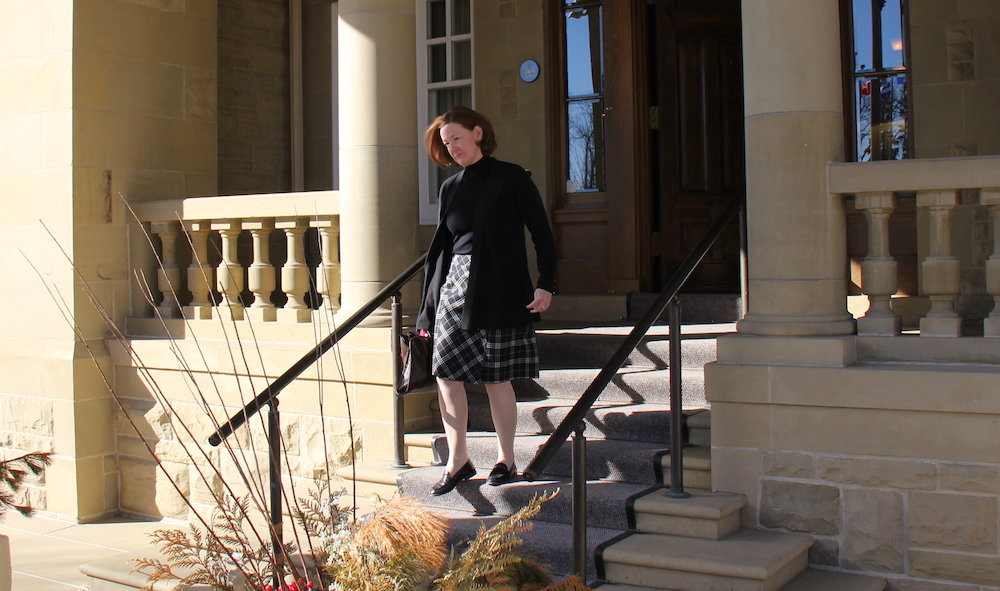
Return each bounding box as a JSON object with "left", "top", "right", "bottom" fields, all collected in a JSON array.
[
  {"left": 130, "top": 191, "right": 340, "bottom": 323},
  {"left": 829, "top": 156, "right": 1000, "bottom": 337}
]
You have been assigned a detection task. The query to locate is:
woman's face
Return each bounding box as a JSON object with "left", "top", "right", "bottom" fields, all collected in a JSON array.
[{"left": 439, "top": 122, "right": 484, "bottom": 168}]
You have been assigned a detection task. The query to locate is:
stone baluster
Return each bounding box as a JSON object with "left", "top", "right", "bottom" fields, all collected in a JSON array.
[
  {"left": 855, "top": 192, "right": 901, "bottom": 335},
  {"left": 918, "top": 190, "right": 961, "bottom": 337},
  {"left": 982, "top": 188, "right": 1000, "bottom": 337},
  {"left": 245, "top": 219, "right": 277, "bottom": 322},
  {"left": 151, "top": 221, "right": 182, "bottom": 318},
  {"left": 277, "top": 218, "right": 311, "bottom": 322},
  {"left": 313, "top": 216, "right": 341, "bottom": 315},
  {"left": 184, "top": 220, "right": 214, "bottom": 320},
  {"left": 214, "top": 219, "right": 245, "bottom": 320}
]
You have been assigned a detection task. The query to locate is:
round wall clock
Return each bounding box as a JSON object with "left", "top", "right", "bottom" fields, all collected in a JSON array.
[{"left": 519, "top": 59, "right": 540, "bottom": 83}]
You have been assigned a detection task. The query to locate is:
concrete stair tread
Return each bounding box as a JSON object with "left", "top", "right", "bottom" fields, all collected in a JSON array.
[
  {"left": 781, "top": 569, "right": 886, "bottom": 591},
  {"left": 534, "top": 325, "right": 728, "bottom": 370},
  {"left": 431, "top": 505, "right": 627, "bottom": 580},
  {"left": 601, "top": 530, "right": 813, "bottom": 581},
  {"left": 633, "top": 489, "right": 745, "bottom": 521},
  {"left": 433, "top": 432, "right": 667, "bottom": 484},
  {"left": 400, "top": 468, "right": 648, "bottom": 530},
  {"left": 512, "top": 368, "right": 708, "bottom": 406}
]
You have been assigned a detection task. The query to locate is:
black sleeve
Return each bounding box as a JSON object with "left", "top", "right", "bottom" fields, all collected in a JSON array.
[{"left": 512, "top": 167, "right": 557, "bottom": 293}]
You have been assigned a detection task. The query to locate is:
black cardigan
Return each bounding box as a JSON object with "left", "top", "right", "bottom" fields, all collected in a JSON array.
[{"left": 416, "top": 158, "right": 557, "bottom": 332}]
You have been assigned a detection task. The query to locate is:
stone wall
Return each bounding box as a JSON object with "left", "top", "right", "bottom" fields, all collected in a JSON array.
[
  {"left": 758, "top": 452, "right": 1000, "bottom": 589},
  {"left": 910, "top": 0, "right": 1000, "bottom": 159},
  {"left": 218, "top": 0, "right": 292, "bottom": 195},
  {"left": 710, "top": 339, "right": 1000, "bottom": 590},
  {"left": 111, "top": 323, "right": 438, "bottom": 520}
]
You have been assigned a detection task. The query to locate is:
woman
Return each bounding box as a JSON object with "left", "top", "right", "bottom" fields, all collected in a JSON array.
[{"left": 416, "top": 106, "right": 557, "bottom": 496}]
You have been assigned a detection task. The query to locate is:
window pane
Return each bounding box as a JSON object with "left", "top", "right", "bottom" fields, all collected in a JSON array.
[
  {"left": 428, "top": 0, "right": 446, "bottom": 39},
  {"left": 430, "top": 86, "right": 472, "bottom": 121},
  {"left": 566, "top": 99, "right": 605, "bottom": 192},
  {"left": 453, "top": 39, "right": 472, "bottom": 80},
  {"left": 428, "top": 86, "right": 472, "bottom": 205},
  {"left": 453, "top": 0, "right": 471, "bottom": 35},
  {"left": 852, "top": 0, "right": 905, "bottom": 72},
  {"left": 428, "top": 43, "right": 447, "bottom": 83},
  {"left": 855, "top": 74, "right": 908, "bottom": 161},
  {"left": 565, "top": 6, "right": 603, "bottom": 97}
]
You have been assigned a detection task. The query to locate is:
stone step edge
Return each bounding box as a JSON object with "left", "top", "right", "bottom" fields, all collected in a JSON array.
[
  {"left": 781, "top": 569, "right": 887, "bottom": 591},
  {"left": 598, "top": 530, "right": 813, "bottom": 582},
  {"left": 632, "top": 489, "right": 745, "bottom": 521},
  {"left": 658, "top": 446, "right": 711, "bottom": 471}
]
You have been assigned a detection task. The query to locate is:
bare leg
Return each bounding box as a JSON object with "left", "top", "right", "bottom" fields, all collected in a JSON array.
[
  {"left": 437, "top": 377, "right": 470, "bottom": 473},
  {"left": 484, "top": 381, "right": 517, "bottom": 467}
]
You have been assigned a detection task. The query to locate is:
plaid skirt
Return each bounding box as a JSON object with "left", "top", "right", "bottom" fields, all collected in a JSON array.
[{"left": 432, "top": 254, "right": 539, "bottom": 384}]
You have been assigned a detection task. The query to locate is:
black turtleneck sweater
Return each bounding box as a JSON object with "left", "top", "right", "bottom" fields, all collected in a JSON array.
[{"left": 445, "top": 156, "right": 492, "bottom": 254}]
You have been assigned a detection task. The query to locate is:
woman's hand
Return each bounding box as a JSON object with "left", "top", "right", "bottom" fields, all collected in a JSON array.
[{"left": 527, "top": 288, "right": 553, "bottom": 314}]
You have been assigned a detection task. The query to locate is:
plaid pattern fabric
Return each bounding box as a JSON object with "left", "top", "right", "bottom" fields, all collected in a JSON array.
[{"left": 432, "top": 254, "right": 539, "bottom": 384}]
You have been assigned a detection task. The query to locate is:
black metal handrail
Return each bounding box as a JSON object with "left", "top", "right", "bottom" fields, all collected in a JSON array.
[
  {"left": 207, "top": 252, "right": 427, "bottom": 588},
  {"left": 522, "top": 190, "right": 745, "bottom": 578}
]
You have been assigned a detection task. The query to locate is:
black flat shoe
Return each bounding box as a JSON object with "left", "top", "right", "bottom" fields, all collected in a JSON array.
[
  {"left": 431, "top": 460, "right": 476, "bottom": 496},
  {"left": 487, "top": 462, "right": 517, "bottom": 486}
]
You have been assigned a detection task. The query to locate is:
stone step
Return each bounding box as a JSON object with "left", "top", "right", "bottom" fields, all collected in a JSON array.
[
  {"left": 404, "top": 432, "right": 439, "bottom": 464},
  {"left": 626, "top": 293, "right": 743, "bottom": 325},
  {"left": 659, "top": 446, "right": 712, "bottom": 490},
  {"left": 599, "top": 530, "right": 813, "bottom": 591},
  {"left": 431, "top": 433, "right": 667, "bottom": 485},
  {"left": 513, "top": 367, "right": 708, "bottom": 405},
  {"left": 687, "top": 409, "right": 711, "bottom": 447},
  {"left": 536, "top": 329, "right": 722, "bottom": 371},
  {"left": 780, "top": 569, "right": 887, "bottom": 591},
  {"left": 400, "top": 468, "right": 649, "bottom": 531},
  {"left": 436, "top": 506, "right": 628, "bottom": 581},
  {"left": 631, "top": 489, "right": 745, "bottom": 540},
  {"left": 467, "top": 398, "right": 692, "bottom": 444}
]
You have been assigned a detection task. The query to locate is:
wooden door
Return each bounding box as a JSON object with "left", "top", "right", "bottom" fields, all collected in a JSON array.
[
  {"left": 550, "top": 0, "right": 651, "bottom": 296},
  {"left": 652, "top": 0, "right": 745, "bottom": 292}
]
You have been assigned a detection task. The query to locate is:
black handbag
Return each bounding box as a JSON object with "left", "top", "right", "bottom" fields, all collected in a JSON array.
[{"left": 397, "top": 332, "right": 433, "bottom": 394}]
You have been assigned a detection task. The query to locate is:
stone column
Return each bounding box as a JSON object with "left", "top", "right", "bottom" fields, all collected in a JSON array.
[
  {"left": 337, "top": 0, "right": 419, "bottom": 323},
  {"left": 735, "top": 0, "right": 856, "bottom": 337}
]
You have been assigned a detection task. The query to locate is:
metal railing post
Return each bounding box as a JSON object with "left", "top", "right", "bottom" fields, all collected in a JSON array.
[
  {"left": 390, "top": 293, "right": 409, "bottom": 469},
  {"left": 268, "top": 400, "right": 284, "bottom": 589},
  {"left": 664, "top": 299, "right": 691, "bottom": 500},
  {"left": 572, "top": 423, "right": 588, "bottom": 579}
]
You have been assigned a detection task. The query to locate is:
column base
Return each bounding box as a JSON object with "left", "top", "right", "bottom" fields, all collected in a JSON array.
[
  {"left": 246, "top": 307, "right": 278, "bottom": 322},
  {"left": 277, "top": 307, "right": 313, "bottom": 323},
  {"left": 217, "top": 305, "right": 244, "bottom": 321},
  {"left": 919, "top": 315, "right": 962, "bottom": 337},
  {"left": 717, "top": 333, "right": 857, "bottom": 367},
  {"left": 737, "top": 312, "right": 856, "bottom": 337},
  {"left": 183, "top": 305, "right": 214, "bottom": 320},
  {"left": 857, "top": 315, "right": 901, "bottom": 336}
]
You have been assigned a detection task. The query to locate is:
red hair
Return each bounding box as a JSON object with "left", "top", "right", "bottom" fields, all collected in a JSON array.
[{"left": 423, "top": 106, "right": 498, "bottom": 167}]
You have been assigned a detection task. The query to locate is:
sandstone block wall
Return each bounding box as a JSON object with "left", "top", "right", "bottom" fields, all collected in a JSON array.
[{"left": 218, "top": 0, "right": 292, "bottom": 195}]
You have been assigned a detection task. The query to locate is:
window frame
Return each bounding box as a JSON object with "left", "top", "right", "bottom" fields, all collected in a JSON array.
[
  {"left": 416, "top": 0, "right": 475, "bottom": 225},
  {"left": 840, "top": 0, "right": 914, "bottom": 162}
]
